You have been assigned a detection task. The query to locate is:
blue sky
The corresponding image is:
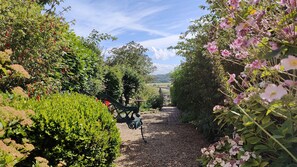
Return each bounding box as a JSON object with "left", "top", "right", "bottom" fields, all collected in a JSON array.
[{"left": 57, "top": 0, "right": 208, "bottom": 74}]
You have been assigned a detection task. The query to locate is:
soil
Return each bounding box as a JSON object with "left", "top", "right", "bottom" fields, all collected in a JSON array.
[{"left": 115, "top": 106, "right": 209, "bottom": 167}]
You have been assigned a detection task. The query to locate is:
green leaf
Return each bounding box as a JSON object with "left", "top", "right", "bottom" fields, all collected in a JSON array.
[
  {"left": 261, "top": 116, "right": 270, "bottom": 125},
  {"left": 287, "top": 137, "right": 297, "bottom": 143},
  {"left": 272, "top": 135, "right": 284, "bottom": 139},
  {"left": 254, "top": 144, "right": 269, "bottom": 150},
  {"left": 260, "top": 162, "right": 269, "bottom": 167},
  {"left": 261, "top": 70, "right": 272, "bottom": 78},
  {"left": 244, "top": 121, "right": 254, "bottom": 126},
  {"left": 247, "top": 137, "right": 261, "bottom": 144}
]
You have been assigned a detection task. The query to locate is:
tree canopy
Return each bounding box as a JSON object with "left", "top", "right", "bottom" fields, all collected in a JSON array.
[{"left": 107, "top": 41, "right": 156, "bottom": 76}]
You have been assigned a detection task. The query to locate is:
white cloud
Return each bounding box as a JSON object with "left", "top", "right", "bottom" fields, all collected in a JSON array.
[
  {"left": 152, "top": 63, "right": 178, "bottom": 75},
  {"left": 152, "top": 47, "right": 176, "bottom": 60},
  {"left": 139, "top": 34, "right": 180, "bottom": 48},
  {"left": 59, "top": 1, "right": 170, "bottom": 37}
]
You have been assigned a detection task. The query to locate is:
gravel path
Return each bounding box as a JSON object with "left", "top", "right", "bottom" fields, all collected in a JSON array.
[{"left": 115, "top": 107, "right": 208, "bottom": 167}]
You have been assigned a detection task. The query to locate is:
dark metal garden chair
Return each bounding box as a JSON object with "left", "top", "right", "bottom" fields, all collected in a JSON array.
[{"left": 96, "top": 93, "right": 147, "bottom": 143}]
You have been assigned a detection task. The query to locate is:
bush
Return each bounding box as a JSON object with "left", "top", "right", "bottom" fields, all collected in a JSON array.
[
  {"left": 0, "top": 93, "right": 35, "bottom": 167},
  {"left": 147, "top": 95, "right": 164, "bottom": 110},
  {"left": 9, "top": 93, "right": 120, "bottom": 166}
]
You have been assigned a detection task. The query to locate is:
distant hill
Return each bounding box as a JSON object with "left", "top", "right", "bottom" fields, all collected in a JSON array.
[{"left": 150, "top": 73, "right": 171, "bottom": 83}]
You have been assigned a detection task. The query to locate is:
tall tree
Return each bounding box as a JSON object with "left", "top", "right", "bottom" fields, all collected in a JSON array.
[{"left": 107, "top": 41, "right": 156, "bottom": 76}]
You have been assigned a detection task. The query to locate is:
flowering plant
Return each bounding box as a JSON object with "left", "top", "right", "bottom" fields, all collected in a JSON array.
[
  {"left": 202, "top": 0, "right": 297, "bottom": 165},
  {"left": 199, "top": 133, "right": 266, "bottom": 167}
]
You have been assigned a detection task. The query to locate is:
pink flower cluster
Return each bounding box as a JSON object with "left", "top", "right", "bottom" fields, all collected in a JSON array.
[
  {"left": 201, "top": 134, "right": 257, "bottom": 167},
  {"left": 204, "top": 41, "right": 218, "bottom": 54}
]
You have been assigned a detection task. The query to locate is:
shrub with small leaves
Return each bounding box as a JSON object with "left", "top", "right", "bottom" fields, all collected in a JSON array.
[{"left": 9, "top": 93, "right": 120, "bottom": 166}]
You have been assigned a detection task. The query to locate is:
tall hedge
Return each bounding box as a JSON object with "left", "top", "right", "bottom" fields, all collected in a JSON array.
[{"left": 9, "top": 93, "right": 120, "bottom": 166}]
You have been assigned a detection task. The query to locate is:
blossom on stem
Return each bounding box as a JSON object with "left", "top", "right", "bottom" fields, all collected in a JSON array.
[
  {"left": 260, "top": 84, "right": 287, "bottom": 102},
  {"left": 228, "top": 0, "right": 241, "bottom": 9},
  {"left": 230, "top": 36, "right": 245, "bottom": 50},
  {"left": 281, "top": 55, "right": 297, "bottom": 71},
  {"left": 229, "top": 145, "right": 240, "bottom": 155},
  {"left": 228, "top": 73, "right": 236, "bottom": 83},
  {"left": 204, "top": 41, "right": 218, "bottom": 54},
  {"left": 248, "top": 37, "right": 260, "bottom": 46},
  {"left": 233, "top": 93, "right": 244, "bottom": 104},
  {"left": 220, "top": 18, "right": 232, "bottom": 29},
  {"left": 235, "top": 23, "right": 249, "bottom": 36},
  {"left": 241, "top": 152, "right": 251, "bottom": 161},
  {"left": 235, "top": 51, "right": 248, "bottom": 59},
  {"left": 269, "top": 42, "right": 278, "bottom": 50},
  {"left": 252, "top": 0, "right": 260, "bottom": 5},
  {"left": 283, "top": 80, "right": 297, "bottom": 87},
  {"left": 221, "top": 49, "right": 231, "bottom": 57},
  {"left": 245, "top": 60, "right": 266, "bottom": 69},
  {"left": 213, "top": 105, "right": 224, "bottom": 112}
]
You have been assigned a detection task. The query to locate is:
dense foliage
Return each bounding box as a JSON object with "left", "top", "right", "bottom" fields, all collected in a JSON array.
[
  {"left": 170, "top": 19, "right": 226, "bottom": 140},
  {"left": 0, "top": 0, "right": 69, "bottom": 95},
  {"left": 59, "top": 31, "right": 106, "bottom": 96},
  {"left": 0, "top": 1, "right": 140, "bottom": 165},
  {"left": 7, "top": 93, "right": 120, "bottom": 166},
  {"left": 0, "top": 94, "right": 35, "bottom": 166},
  {"left": 103, "top": 67, "right": 123, "bottom": 100},
  {"left": 196, "top": 0, "right": 297, "bottom": 166},
  {"left": 107, "top": 41, "right": 156, "bottom": 76}
]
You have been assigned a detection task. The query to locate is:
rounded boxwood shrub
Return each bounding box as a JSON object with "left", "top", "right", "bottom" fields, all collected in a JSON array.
[{"left": 10, "top": 93, "right": 120, "bottom": 167}]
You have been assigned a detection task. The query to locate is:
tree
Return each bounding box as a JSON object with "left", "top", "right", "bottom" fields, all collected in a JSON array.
[
  {"left": 122, "top": 68, "right": 141, "bottom": 105},
  {"left": 107, "top": 41, "right": 155, "bottom": 76},
  {"left": 103, "top": 66, "right": 123, "bottom": 100}
]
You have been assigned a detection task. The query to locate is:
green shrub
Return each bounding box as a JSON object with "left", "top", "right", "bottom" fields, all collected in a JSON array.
[
  {"left": 147, "top": 95, "right": 164, "bottom": 110},
  {"left": 0, "top": 93, "right": 36, "bottom": 167},
  {"left": 9, "top": 93, "right": 120, "bottom": 167}
]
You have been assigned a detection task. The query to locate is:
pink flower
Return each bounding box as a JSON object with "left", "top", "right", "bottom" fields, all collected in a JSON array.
[
  {"left": 228, "top": 0, "right": 241, "bottom": 9},
  {"left": 246, "top": 60, "right": 266, "bottom": 69},
  {"left": 252, "top": 0, "right": 260, "bottom": 4},
  {"left": 242, "top": 80, "right": 248, "bottom": 88},
  {"left": 220, "top": 18, "right": 232, "bottom": 29},
  {"left": 278, "top": 0, "right": 297, "bottom": 7},
  {"left": 213, "top": 105, "right": 224, "bottom": 112},
  {"left": 233, "top": 93, "right": 244, "bottom": 104},
  {"left": 201, "top": 148, "right": 207, "bottom": 154},
  {"left": 272, "top": 64, "right": 281, "bottom": 70},
  {"left": 241, "top": 152, "right": 251, "bottom": 161},
  {"left": 230, "top": 36, "right": 245, "bottom": 50},
  {"left": 235, "top": 51, "right": 248, "bottom": 59},
  {"left": 221, "top": 49, "right": 231, "bottom": 57},
  {"left": 229, "top": 145, "right": 240, "bottom": 155},
  {"left": 247, "top": 37, "right": 260, "bottom": 46},
  {"left": 283, "top": 80, "right": 297, "bottom": 87},
  {"left": 260, "top": 84, "right": 287, "bottom": 102},
  {"left": 240, "top": 72, "right": 247, "bottom": 78},
  {"left": 269, "top": 42, "right": 278, "bottom": 50},
  {"left": 204, "top": 41, "right": 218, "bottom": 54},
  {"left": 283, "top": 25, "right": 296, "bottom": 38},
  {"left": 235, "top": 23, "right": 249, "bottom": 36},
  {"left": 228, "top": 73, "right": 236, "bottom": 83},
  {"left": 281, "top": 55, "right": 297, "bottom": 71}
]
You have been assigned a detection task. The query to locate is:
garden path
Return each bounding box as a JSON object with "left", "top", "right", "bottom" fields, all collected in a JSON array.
[{"left": 115, "top": 106, "right": 208, "bottom": 167}]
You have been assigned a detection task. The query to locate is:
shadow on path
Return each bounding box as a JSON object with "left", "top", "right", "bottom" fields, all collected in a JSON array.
[{"left": 115, "top": 107, "right": 208, "bottom": 167}]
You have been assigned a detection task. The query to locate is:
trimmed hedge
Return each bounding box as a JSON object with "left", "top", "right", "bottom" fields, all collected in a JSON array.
[{"left": 9, "top": 93, "right": 120, "bottom": 167}]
